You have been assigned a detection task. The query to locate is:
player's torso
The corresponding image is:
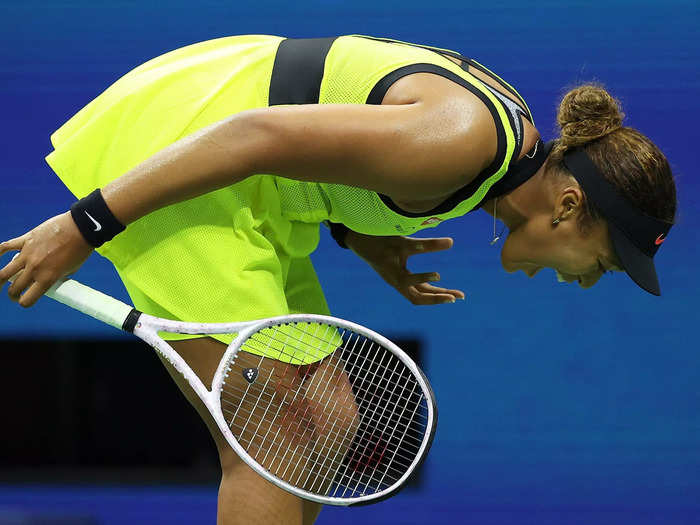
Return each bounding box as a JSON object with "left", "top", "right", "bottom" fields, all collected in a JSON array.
[
  {"left": 380, "top": 59, "right": 540, "bottom": 213},
  {"left": 271, "top": 35, "right": 538, "bottom": 235},
  {"left": 49, "top": 34, "right": 538, "bottom": 239}
]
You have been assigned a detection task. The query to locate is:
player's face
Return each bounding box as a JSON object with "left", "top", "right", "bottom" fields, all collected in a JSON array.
[{"left": 499, "top": 214, "right": 623, "bottom": 289}]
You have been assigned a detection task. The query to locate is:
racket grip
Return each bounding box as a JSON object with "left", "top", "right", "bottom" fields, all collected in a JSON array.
[{"left": 46, "top": 278, "right": 135, "bottom": 331}]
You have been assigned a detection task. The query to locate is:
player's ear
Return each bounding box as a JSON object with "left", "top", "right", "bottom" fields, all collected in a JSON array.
[{"left": 553, "top": 186, "right": 583, "bottom": 223}]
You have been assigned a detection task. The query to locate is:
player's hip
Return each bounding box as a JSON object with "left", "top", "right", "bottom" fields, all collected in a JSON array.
[{"left": 45, "top": 34, "right": 283, "bottom": 198}]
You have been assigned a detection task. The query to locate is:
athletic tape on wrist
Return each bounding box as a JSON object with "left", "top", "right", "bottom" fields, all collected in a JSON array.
[{"left": 70, "top": 189, "right": 126, "bottom": 247}]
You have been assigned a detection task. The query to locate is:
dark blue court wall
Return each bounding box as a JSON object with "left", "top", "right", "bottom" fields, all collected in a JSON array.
[{"left": 0, "top": 1, "right": 698, "bottom": 524}]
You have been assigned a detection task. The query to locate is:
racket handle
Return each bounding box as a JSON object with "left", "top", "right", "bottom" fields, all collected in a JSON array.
[{"left": 46, "top": 278, "right": 135, "bottom": 331}]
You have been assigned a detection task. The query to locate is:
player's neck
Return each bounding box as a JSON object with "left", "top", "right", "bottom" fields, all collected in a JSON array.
[{"left": 485, "top": 167, "right": 550, "bottom": 232}]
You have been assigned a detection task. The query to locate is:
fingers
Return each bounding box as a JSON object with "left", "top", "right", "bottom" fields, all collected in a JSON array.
[
  {"left": 0, "top": 236, "right": 25, "bottom": 257},
  {"left": 401, "top": 272, "right": 466, "bottom": 298},
  {"left": 416, "top": 282, "right": 466, "bottom": 300},
  {"left": 17, "top": 280, "right": 51, "bottom": 308},
  {"left": 404, "top": 272, "right": 441, "bottom": 286},
  {"left": 406, "top": 285, "right": 456, "bottom": 305},
  {"left": 7, "top": 263, "right": 34, "bottom": 302},
  {"left": 0, "top": 252, "right": 25, "bottom": 288},
  {"left": 401, "top": 277, "right": 466, "bottom": 305},
  {"left": 0, "top": 237, "right": 26, "bottom": 287},
  {"left": 5, "top": 262, "right": 54, "bottom": 307},
  {"left": 404, "top": 236, "right": 454, "bottom": 255}
]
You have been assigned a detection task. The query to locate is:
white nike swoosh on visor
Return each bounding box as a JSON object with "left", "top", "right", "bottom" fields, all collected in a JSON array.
[{"left": 85, "top": 211, "right": 102, "bottom": 232}]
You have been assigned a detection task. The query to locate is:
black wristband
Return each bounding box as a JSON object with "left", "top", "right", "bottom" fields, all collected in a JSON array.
[
  {"left": 324, "top": 221, "right": 351, "bottom": 249},
  {"left": 70, "top": 189, "right": 126, "bottom": 248}
]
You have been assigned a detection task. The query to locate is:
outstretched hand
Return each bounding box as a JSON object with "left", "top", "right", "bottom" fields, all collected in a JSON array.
[
  {"left": 344, "top": 231, "right": 465, "bottom": 305},
  {"left": 0, "top": 212, "right": 94, "bottom": 307}
]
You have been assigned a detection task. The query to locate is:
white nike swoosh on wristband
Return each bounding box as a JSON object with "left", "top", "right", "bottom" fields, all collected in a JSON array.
[{"left": 84, "top": 211, "right": 102, "bottom": 232}]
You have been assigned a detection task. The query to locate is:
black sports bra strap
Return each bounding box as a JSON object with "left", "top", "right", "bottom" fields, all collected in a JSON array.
[
  {"left": 354, "top": 35, "right": 533, "bottom": 125},
  {"left": 269, "top": 37, "right": 338, "bottom": 105},
  {"left": 462, "top": 58, "right": 533, "bottom": 124},
  {"left": 351, "top": 34, "right": 469, "bottom": 63}
]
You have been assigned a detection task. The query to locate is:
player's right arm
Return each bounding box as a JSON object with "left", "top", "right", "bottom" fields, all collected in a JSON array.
[
  {"left": 0, "top": 96, "right": 495, "bottom": 306},
  {"left": 99, "top": 98, "right": 494, "bottom": 225}
]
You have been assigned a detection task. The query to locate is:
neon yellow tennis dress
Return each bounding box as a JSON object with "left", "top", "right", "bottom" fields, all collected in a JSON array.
[{"left": 45, "top": 35, "right": 533, "bottom": 362}]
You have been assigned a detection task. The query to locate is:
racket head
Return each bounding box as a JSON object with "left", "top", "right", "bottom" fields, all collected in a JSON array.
[
  {"left": 207, "top": 314, "right": 437, "bottom": 506},
  {"left": 33, "top": 279, "right": 435, "bottom": 506}
]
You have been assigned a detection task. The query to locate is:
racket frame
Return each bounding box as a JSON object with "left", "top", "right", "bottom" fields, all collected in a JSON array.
[{"left": 44, "top": 278, "right": 437, "bottom": 506}]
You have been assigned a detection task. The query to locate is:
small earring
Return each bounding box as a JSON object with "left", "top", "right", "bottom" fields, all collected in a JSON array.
[{"left": 552, "top": 218, "right": 561, "bottom": 225}]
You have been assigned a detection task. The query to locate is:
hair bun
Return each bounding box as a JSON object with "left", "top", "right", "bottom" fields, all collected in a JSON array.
[{"left": 557, "top": 84, "right": 625, "bottom": 149}]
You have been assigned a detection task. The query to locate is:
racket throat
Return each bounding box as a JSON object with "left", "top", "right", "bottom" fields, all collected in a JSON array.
[{"left": 121, "top": 308, "right": 143, "bottom": 333}]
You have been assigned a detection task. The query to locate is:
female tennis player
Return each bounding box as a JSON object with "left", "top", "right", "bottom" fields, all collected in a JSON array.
[{"left": 0, "top": 35, "right": 675, "bottom": 524}]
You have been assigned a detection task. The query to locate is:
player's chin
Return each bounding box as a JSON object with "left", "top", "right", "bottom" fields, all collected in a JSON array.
[
  {"left": 500, "top": 253, "right": 519, "bottom": 274},
  {"left": 577, "top": 278, "right": 599, "bottom": 289},
  {"left": 500, "top": 257, "right": 537, "bottom": 276},
  {"left": 558, "top": 271, "right": 599, "bottom": 289}
]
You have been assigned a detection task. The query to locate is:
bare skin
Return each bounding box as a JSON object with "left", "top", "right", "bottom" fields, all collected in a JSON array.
[
  {"left": 161, "top": 337, "right": 356, "bottom": 525},
  {"left": 480, "top": 166, "right": 624, "bottom": 287},
  {"left": 0, "top": 52, "right": 620, "bottom": 525}
]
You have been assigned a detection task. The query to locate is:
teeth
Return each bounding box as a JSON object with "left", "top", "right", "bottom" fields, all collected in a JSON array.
[{"left": 556, "top": 270, "right": 566, "bottom": 283}]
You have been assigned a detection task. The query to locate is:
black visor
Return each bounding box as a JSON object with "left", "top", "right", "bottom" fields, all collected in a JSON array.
[{"left": 561, "top": 147, "right": 673, "bottom": 296}]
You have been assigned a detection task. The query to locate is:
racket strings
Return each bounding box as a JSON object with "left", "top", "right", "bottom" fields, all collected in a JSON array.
[
  {"left": 220, "top": 358, "right": 429, "bottom": 445},
  {"left": 243, "top": 324, "right": 426, "bottom": 384},
  {"left": 220, "top": 387, "right": 427, "bottom": 467},
  {"left": 222, "top": 362, "right": 428, "bottom": 426},
  {"left": 236, "top": 328, "right": 426, "bottom": 495},
  {"left": 232, "top": 330, "right": 427, "bottom": 452},
  {"left": 219, "top": 321, "right": 430, "bottom": 499},
  {"left": 314, "top": 337, "right": 419, "bottom": 493},
  {"left": 332, "top": 350, "right": 421, "bottom": 497},
  {"left": 222, "top": 337, "right": 427, "bottom": 462},
  {"left": 221, "top": 396, "right": 423, "bottom": 483},
  {"left": 238, "top": 326, "right": 364, "bottom": 483},
  {"left": 278, "top": 351, "right": 359, "bottom": 490},
  {"left": 224, "top": 362, "right": 424, "bottom": 486},
  {"left": 229, "top": 323, "right": 344, "bottom": 484},
  {"left": 241, "top": 327, "right": 429, "bottom": 415},
  {"left": 283, "top": 329, "right": 405, "bottom": 492}
]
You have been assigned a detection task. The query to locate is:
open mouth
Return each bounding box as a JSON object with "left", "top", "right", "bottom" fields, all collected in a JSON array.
[
  {"left": 525, "top": 266, "right": 542, "bottom": 278},
  {"left": 556, "top": 270, "right": 580, "bottom": 284}
]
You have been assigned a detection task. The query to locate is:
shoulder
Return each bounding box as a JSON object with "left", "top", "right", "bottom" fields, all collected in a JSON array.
[
  {"left": 244, "top": 75, "right": 498, "bottom": 201},
  {"left": 380, "top": 72, "right": 498, "bottom": 194}
]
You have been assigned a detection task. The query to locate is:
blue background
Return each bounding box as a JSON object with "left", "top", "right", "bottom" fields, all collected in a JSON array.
[{"left": 1, "top": 0, "right": 699, "bottom": 523}]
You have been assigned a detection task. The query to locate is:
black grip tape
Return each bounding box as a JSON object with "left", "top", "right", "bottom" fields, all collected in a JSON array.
[{"left": 121, "top": 308, "right": 142, "bottom": 333}]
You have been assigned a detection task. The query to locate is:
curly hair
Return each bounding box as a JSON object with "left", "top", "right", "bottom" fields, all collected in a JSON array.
[{"left": 545, "top": 83, "right": 676, "bottom": 233}]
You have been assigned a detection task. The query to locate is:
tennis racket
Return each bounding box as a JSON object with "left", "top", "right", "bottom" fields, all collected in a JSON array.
[{"left": 34, "top": 277, "right": 437, "bottom": 506}]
